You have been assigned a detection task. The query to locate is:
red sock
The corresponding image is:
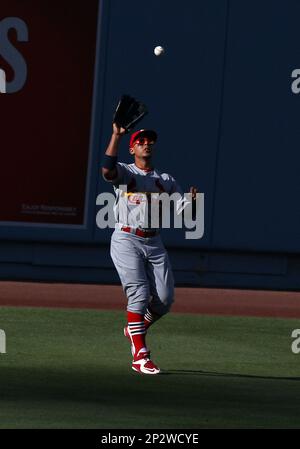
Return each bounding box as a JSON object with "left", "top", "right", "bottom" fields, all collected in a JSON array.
[{"left": 127, "top": 311, "right": 147, "bottom": 356}]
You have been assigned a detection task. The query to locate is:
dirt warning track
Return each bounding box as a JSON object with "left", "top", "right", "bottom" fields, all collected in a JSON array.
[{"left": 0, "top": 281, "right": 300, "bottom": 318}]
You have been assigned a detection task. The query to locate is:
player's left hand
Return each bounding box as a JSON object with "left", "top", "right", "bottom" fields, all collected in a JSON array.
[{"left": 189, "top": 186, "right": 198, "bottom": 200}]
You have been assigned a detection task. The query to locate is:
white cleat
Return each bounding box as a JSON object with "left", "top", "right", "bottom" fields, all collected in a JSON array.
[{"left": 132, "top": 351, "right": 160, "bottom": 375}]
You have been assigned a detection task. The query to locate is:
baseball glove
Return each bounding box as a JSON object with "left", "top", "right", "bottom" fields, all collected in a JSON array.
[{"left": 113, "top": 95, "right": 148, "bottom": 133}]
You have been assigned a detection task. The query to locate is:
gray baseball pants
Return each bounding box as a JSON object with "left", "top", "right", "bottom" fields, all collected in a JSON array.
[{"left": 110, "top": 229, "right": 175, "bottom": 315}]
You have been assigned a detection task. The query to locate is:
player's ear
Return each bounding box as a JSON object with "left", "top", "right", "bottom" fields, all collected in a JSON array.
[{"left": 129, "top": 147, "right": 135, "bottom": 155}]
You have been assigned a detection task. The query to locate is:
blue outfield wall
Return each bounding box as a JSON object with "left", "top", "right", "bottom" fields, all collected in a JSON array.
[{"left": 1, "top": 0, "right": 300, "bottom": 289}]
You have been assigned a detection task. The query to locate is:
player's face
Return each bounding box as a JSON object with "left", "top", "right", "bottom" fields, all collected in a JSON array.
[{"left": 130, "top": 138, "right": 156, "bottom": 158}]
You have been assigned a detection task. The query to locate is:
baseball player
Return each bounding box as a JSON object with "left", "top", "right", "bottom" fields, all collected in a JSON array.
[{"left": 102, "top": 123, "right": 197, "bottom": 375}]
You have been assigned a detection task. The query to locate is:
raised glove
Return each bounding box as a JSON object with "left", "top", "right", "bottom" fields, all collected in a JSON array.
[{"left": 113, "top": 95, "right": 148, "bottom": 133}]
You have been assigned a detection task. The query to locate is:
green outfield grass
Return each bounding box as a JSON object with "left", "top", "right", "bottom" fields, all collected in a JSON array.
[{"left": 0, "top": 307, "right": 300, "bottom": 429}]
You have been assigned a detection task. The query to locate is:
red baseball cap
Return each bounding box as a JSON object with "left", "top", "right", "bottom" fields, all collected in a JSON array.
[{"left": 129, "top": 129, "right": 158, "bottom": 148}]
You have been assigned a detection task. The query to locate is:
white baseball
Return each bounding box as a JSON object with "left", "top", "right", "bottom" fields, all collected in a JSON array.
[{"left": 154, "top": 46, "right": 165, "bottom": 56}]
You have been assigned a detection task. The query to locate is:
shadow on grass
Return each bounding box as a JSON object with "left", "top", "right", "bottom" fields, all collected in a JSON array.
[
  {"left": 164, "top": 369, "right": 300, "bottom": 381},
  {"left": 1, "top": 365, "right": 300, "bottom": 429},
  {"left": 0, "top": 365, "right": 299, "bottom": 405}
]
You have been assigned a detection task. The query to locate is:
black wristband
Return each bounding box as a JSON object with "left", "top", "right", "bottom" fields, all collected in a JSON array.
[{"left": 102, "top": 155, "right": 117, "bottom": 170}]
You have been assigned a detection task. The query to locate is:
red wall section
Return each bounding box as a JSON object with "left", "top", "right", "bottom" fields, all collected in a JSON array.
[{"left": 0, "top": 0, "right": 99, "bottom": 224}]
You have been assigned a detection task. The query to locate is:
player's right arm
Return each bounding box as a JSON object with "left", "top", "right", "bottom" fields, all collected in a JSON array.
[{"left": 102, "top": 123, "right": 126, "bottom": 181}]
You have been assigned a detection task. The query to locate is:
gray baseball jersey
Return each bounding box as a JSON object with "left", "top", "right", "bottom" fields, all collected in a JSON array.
[{"left": 104, "top": 162, "right": 188, "bottom": 231}]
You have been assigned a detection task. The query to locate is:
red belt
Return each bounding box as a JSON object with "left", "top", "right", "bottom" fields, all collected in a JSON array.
[{"left": 121, "top": 226, "right": 158, "bottom": 238}]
